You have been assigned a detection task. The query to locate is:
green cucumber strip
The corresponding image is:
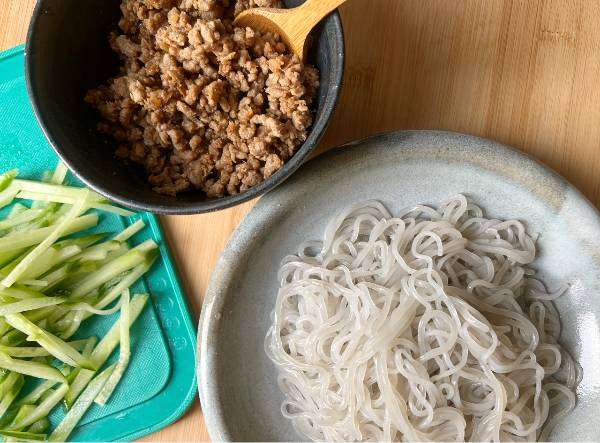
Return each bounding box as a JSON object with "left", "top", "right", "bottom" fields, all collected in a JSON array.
[
  {"left": 95, "top": 292, "right": 130, "bottom": 405},
  {"left": 16, "top": 191, "right": 82, "bottom": 207},
  {"left": 4, "top": 314, "right": 92, "bottom": 369},
  {"left": 67, "top": 339, "right": 94, "bottom": 352},
  {"left": 48, "top": 262, "right": 100, "bottom": 293},
  {"left": 44, "top": 202, "right": 70, "bottom": 220},
  {"left": 134, "top": 239, "right": 157, "bottom": 253},
  {"left": 11, "top": 180, "right": 104, "bottom": 202},
  {"left": 0, "top": 209, "right": 45, "bottom": 231},
  {"left": 0, "top": 371, "right": 20, "bottom": 397},
  {"left": 7, "top": 204, "right": 27, "bottom": 219},
  {"left": 93, "top": 203, "right": 134, "bottom": 217},
  {"left": 16, "top": 218, "right": 50, "bottom": 232},
  {"left": 14, "top": 364, "right": 70, "bottom": 406},
  {"left": 40, "top": 171, "right": 52, "bottom": 183},
  {"left": 113, "top": 219, "right": 145, "bottom": 242},
  {"left": 0, "top": 214, "right": 98, "bottom": 254},
  {"left": 10, "top": 384, "right": 69, "bottom": 430},
  {"left": 65, "top": 337, "right": 97, "bottom": 391},
  {"left": 0, "top": 346, "right": 50, "bottom": 358},
  {"left": 26, "top": 418, "right": 50, "bottom": 435},
  {"left": 0, "top": 318, "right": 13, "bottom": 337},
  {"left": 1, "top": 190, "right": 90, "bottom": 287},
  {"left": 0, "top": 249, "right": 27, "bottom": 269},
  {"left": 82, "top": 338, "right": 97, "bottom": 356},
  {"left": 84, "top": 260, "right": 155, "bottom": 320},
  {"left": 48, "top": 295, "right": 96, "bottom": 328},
  {"left": 0, "top": 352, "right": 65, "bottom": 383},
  {"left": 0, "top": 297, "right": 65, "bottom": 316},
  {"left": 56, "top": 245, "right": 84, "bottom": 261},
  {"left": 30, "top": 246, "right": 66, "bottom": 270},
  {"left": 0, "top": 250, "right": 32, "bottom": 277},
  {"left": 93, "top": 243, "right": 131, "bottom": 268},
  {"left": 45, "top": 306, "right": 70, "bottom": 329},
  {"left": 0, "top": 408, "right": 19, "bottom": 441},
  {"left": 15, "top": 379, "right": 58, "bottom": 406},
  {"left": 16, "top": 191, "right": 133, "bottom": 217},
  {"left": 48, "top": 295, "right": 102, "bottom": 332},
  {"left": 18, "top": 280, "right": 47, "bottom": 288},
  {"left": 20, "top": 245, "right": 81, "bottom": 281},
  {"left": 50, "top": 365, "right": 115, "bottom": 442},
  {"left": 0, "top": 170, "right": 18, "bottom": 192},
  {"left": 54, "top": 233, "right": 107, "bottom": 251},
  {"left": 67, "top": 338, "right": 98, "bottom": 388},
  {"left": 64, "top": 294, "right": 147, "bottom": 407},
  {"left": 67, "top": 302, "right": 122, "bottom": 317},
  {"left": 7, "top": 405, "right": 36, "bottom": 431},
  {"left": 0, "top": 339, "right": 83, "bottom": 358},
  {"left": 0, "top": 409, "right": 18, "bottom": 431},
  {"left": 0, "top": 286, "right": 46, "bottom": 300},
  {"left": 0, "top": 374, "right": 24, "bottom": 417},
  {"left": 42, "top": 264, "right": 75, "bottom": 291},
  {"left": 69, "top": 241, "right": 121, "bottom": 263},
  {"left": 54, "top": 313, "right": 101, "bottom": 343},
  {"left": 90, "top": 294, "right": 147, "bottom": 367},
  {"left": 24, "top": 306, "right": 56, "bottom": 324},
  {"left": 0, "top": 183, "right": 19, "bottom": 210},
  {"left": 50, "top": 163, "right": 68, "bottom": 185},
  {"left": 0, "top": 429, "right": 47, "bottom": 441},
  {"left": 70, "top": 244, "right": 155, "bottom": 298},
  {"left": 62, "top": 368, "right": 93, "bottom": 410},
  {"left": 0, "top": 330, "right": 25, "bottom": 347},
  {"left": 56, "top": 311, "right": 84, "bottom": 341}
]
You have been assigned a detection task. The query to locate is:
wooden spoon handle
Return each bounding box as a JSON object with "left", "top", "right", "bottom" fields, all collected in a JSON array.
[{"left": 296, "top": 0, "right": 348, "bottom": 29}]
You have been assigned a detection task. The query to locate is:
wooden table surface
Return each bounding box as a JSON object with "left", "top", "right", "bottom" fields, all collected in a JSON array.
[{"left": 3, "top": 0, "right": 600, "bottom": 440}]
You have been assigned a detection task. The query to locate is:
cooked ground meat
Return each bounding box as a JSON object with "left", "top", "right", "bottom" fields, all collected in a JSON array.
[{"left": 86, "top": 0, "right": 319, "bottom": 197}]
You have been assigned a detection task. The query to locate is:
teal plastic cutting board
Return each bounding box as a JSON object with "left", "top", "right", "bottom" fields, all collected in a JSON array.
[{"left": 0, "top": 46, "right": 197, "bottom": 441}]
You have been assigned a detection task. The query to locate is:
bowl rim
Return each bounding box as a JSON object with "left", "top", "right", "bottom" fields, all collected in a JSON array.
[{"left": 25, "top": 1, "right": 345, "bottom": 215}]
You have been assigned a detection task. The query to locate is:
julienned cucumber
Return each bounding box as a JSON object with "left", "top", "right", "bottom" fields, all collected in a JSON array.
[{"left": 0, "top": 163, "right": 159, "bottom": 441}]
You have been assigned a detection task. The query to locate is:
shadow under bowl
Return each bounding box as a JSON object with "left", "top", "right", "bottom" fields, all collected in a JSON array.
[{"left": 25, "top": 0, "right": 344, "bottom": 215}]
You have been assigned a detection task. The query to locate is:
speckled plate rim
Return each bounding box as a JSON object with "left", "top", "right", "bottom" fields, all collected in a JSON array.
[{"left": 197, "top": 130, "right": 600, "bottom": 441}]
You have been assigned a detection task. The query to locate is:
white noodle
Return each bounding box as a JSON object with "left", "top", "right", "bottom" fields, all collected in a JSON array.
[{"left": 265, "top": 195, "right": 580, "bottom": 442}]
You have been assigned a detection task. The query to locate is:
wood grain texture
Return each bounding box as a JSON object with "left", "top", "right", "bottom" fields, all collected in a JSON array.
[{"left": 2, "top": 0, "right": 600, "bottom": 440}]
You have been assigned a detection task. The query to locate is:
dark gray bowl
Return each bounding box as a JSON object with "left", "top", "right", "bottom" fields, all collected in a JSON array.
[{"left": 25, "top": 0, "right": 344, "bottom": 215}]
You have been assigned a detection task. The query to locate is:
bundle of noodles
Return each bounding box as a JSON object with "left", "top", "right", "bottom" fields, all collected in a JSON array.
[{"left": 265, "top": 195, "right": 580, "bottom": 442}]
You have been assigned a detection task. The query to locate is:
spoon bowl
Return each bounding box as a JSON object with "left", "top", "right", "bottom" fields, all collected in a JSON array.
[{"left": 235, "top": 0, "right": 348, "bottom": 60}]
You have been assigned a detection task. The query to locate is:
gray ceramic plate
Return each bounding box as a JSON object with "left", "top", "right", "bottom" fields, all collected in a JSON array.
[{"left": 198, "top": 130, "right": 600, "bottom": 442}]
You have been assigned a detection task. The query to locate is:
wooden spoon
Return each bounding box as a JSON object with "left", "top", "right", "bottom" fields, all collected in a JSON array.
[{"left": 234, "top": 0, "right": 348, "bottom": 61}]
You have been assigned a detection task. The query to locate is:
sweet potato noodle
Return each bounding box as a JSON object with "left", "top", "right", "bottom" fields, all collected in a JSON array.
[
  {"left": 86, "top": 0, "right": 319, "bottom": 197},
  {"left": 266, "top": 195, "right": 580, "bottom": 442}
]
